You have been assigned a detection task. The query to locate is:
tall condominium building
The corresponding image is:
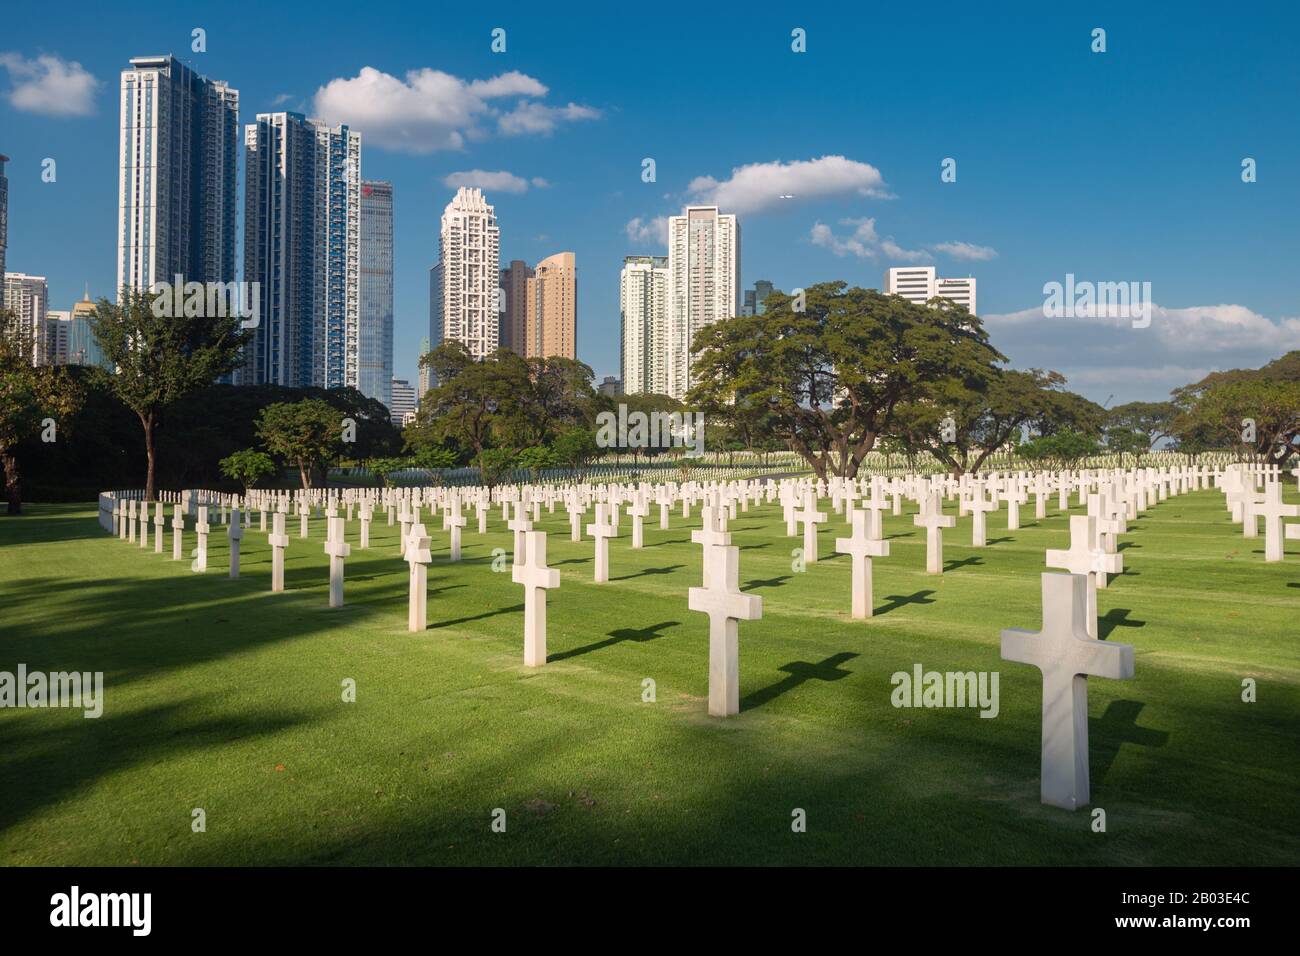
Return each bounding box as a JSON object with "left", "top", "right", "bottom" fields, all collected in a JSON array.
[
  {"left": 390, "top": 377, "right": 417, "bottom": 426},
  {"left": 3, "top": 273, "right": 48, "bottom": 364},
  {"left": 666, "top": 206, "right": 740, "bottom": 400},
  {"left": 499, "top": 259, "right": 533, "bottom": 355},
  {"left": 43, "top": 311, "right": 72, "bottom": 365},
  {"left": 117, "top": 56, "right": 239, "bottom": 296},
  {"left": 430, "top": 187, "right": 500, "bottom": 362},
  {"left": 529, "top": 251, "right": 576, "bottom": 359},
  {"left": 619, "top": 254, "right": 669, "bottom": 395},
  {"left": 359, "top": 180, "right": 394, "bottom": 410},
  {"left": 242, "top": 112, "right": 361, "bottom": 389},
  {"left": 0, "top": 154, "right": 8, "bottom": 281},
  {"left": 885, "top": 265, "right": 977, "bottom": 315},
  {"left": 598, "top": 375, "right": 623, "bottom": 397}
]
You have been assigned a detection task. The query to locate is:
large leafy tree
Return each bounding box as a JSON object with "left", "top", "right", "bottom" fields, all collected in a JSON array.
[
  {"left": 256, "top": 398, "right": 343, "bottom": 489},
  {"left": 1106, "top": 401, "right": 1178, "bottom": 452},
  {"left": 689, "top": 283, "right": 1005, "bottom": 479},
  {"left": 890, "top": 368, "right": 1103, "bottom": 476},
  {"left": 218, "top": 449, "right": 277, "bottom": 493},
  {"left": 91, "top": 287, "right": 249, "bottom": 500},
  {"left": 0, "top": 310, "right": 83, "bottom": 513},
  {"left": 411, "top": 343, "right": 528, "bottom": 461},
  {"left": 1172, "top": 352, "right": 1300, "bottom": 461}
]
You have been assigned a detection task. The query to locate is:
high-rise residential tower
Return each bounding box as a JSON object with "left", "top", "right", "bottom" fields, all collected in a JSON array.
[
  {"left": 885, "top": 265, "right": 977, "bottom": 315},
  {"left": 359, "top": 180, "right": 394, "bottom": 409},
  {"left": 390, "top": 377, "right": 417, "bottom": 426},
  {"left": 430, "top": 187, "right": 500, "bottom": 362},
  {"left": 620, "top": 254, "right": 669, "bottom": 395},
  {"left": 117, "top": 56, "right": 239, "bottom": 296},
  {"left": 529, "top": 251, "right": 576, "bottom": 359},
  {"left": 242, "top": 112, "right": 361, "bottom": 389},
  {"left": 499, "top": 259, "right": 533, "bottom": 355},
  {"left": 666, "top": 206, "right": 740, "bottom": 401},
  {"left": 3, "top": 273, "right": 48, "bottom": 364}
]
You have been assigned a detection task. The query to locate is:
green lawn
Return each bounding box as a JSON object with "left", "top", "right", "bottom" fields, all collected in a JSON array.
[{"left": 1, "top": 486, "right": 1297, "bottom": 866}]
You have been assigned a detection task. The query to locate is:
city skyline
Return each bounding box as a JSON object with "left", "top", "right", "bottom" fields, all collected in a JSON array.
[{"left": 1, "top": 3, "right": 1297, "bottom": 404}]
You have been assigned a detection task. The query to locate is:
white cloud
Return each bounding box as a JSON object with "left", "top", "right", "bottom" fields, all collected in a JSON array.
[
  {"left": 498, "top": 101, "right": 600, "bottom": 136},
  {"left": 531, "top": 177, "right": 550, "bottom": 188},
  {"left": 625, "top": 216, "right": 669, "bottom": 246},
  {"left": 442, "top": 169, "right": 539, "bottom": 194},
  {"left": 271, "top": 92, "right": 294, "bottom": 106},
  {"left": 810, "top": 218, "right": 930, "bottom": 262},
  {"left": 688, "top": 156, "right": 891, "bottom": 216},
  {"left": 982, "top": 300, "right": 1300, "bottom": 403},
  {"left": 931, "top": 240, "right": 998, "bottom": 262},
  {"left": 313, "top": 66, "right": 598, "bottom": 153},
  {"left": 0, "top": 52, "right": 99, "bottom": 116}
]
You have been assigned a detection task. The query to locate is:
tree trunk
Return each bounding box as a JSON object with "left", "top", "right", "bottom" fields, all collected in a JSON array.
[
  {"left": 141, "top": 411, "right": 157, "bottom": 502},
  {"left": 2, "top": 448, "right": 22, "bottom": 515}
]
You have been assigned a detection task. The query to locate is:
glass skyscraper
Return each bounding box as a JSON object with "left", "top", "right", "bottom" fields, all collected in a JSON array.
[{"left": 359, "top": 181, "right": 394, "bottom": 410}]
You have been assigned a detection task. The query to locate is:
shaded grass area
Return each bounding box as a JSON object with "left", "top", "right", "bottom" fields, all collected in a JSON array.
[{"left": 1, "top": 487, "right": 1297, "bottom": 866}]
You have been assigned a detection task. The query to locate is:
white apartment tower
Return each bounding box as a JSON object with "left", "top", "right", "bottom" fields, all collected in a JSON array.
[
  {"left": 620, "top": 255, "right": 669, "bottom": 395},
  {"left": 885, "top": 266, "right": 977, "bottom": 315},
  {"left": 242, "top": 112, "right": 361, "bottom": 389},
  {"left": 430, "top": 187, "right": 500, "bottom": 361},
  {"left": 666, "top": 206, "right": 740, "bottom": 401},
  {"left": 3, "top": 273, "right": 49, "bottom": 364},
  {"left": 117, "top": 55, "right": 239, "bottom": 296}
]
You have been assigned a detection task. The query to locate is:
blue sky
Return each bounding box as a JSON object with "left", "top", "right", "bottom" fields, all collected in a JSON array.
[{"left": 3, "top": 0, "right": 1297, "bottom": 404}]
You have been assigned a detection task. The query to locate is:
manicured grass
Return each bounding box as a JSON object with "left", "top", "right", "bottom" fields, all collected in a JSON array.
[{"left": 1, "top": 485, "right": 1297, "bottom": 866}]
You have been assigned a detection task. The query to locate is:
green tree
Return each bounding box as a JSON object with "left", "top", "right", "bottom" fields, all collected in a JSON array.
[
  {"left": 218, "top": 448, "right": 277, "bottom": 493},
  {"left": 91, "top": 287, "right": 250, "bottom": 500},
  {"left": 411, "top": 446, "right": 458, "bottom": 485},
  {"left": 515, "top": 444, "right": 554, "bottom": 482},
  {"left": 1106, "top": 401, "right": 1178, "bottom": 452},
  {"left": 0, "top": 309, "right": 84, "bottom": 513},
  {"left": 690, "top": 284, "right": 1004, "bottom": 479},
  {"left": 475, "top": 447, "right": 516, "bottom": 488},
  {"left": 368, "top": 456, "right": 412, "bottom": 487},
  {"left": 552, "top": 427, "right": 599, "bottom": 479},
  {"left": 256, "top": 398, "right": 343, "bottom": 489}
]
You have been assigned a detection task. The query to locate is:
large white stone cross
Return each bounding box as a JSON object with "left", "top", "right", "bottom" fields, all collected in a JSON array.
[
  {"left": 447, "top": 507, "right": 467, "bottom": 562},
  {"left": 968, "top": 484, "right": 998, "bottom": 548},
  {"left": 508, "top": 502, "right": 533, "bottom": 567},
  {"left": 691, "top": 505, "right": 732, "bottom": 588},
  {"left": 585, "top": 503, "right": 616, "bottom": 583},
  {"left": 153, "top": 503, "right": 166, "bottom": 554},
  {"left": 795, "top": 492, "right": 828, "bottom": 563},
  {"left": 228, "top": 506, "right": 244, "bottom": 578},
  {"left": 324, "top": 515, "right": 351, "bottom": 607},
  {"left": 405, "top": 523, "right": 433, "bottom": 632},
  {"left": 513, "top": 530, "right": 561, "bottom": 667},
  {"left": 1257, "top": 481, "right": 1300, "bottom": 562},
  {"left": 1001, "top": 572, "right": 1135, "bottom": 810},
  {"left": 194, "top": 506, "right": 210, "bottom": 573},
  {"left": 688, "top": 543, "right": 762, "bottom": 717},
  {"left": 629, "top": 495, "right": 649, "bottom": 549},
  {"left": 171, "top": 505, "right": 184, "bottom": 561},
  {"left": 835, "top": 508, "right": 890, "bottom": 619},
  {"left": 268, "top": 511, "right": 289, "bottom": 592},
  {"left": 914, "top": 492, "right": 956, "bottom": 574},
  {"left": 1045, "top": 515, "right": 1121, "bottom": 637}
]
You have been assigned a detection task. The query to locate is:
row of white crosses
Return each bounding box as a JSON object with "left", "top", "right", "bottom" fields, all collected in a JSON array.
[{"left": 1221, "top": 465, "right": 1300, "bottom": 562}]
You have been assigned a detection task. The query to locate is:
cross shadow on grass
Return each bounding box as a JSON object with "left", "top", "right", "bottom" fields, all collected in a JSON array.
[
  {"left": 548, "top": 620, "right": 679, "bottom": 663},
  {"left": 1099, "top": 608, "right": 1146, "bottom": 639},
  {"left": 1091, "top": 699, "right": 1169, "bottom": 783},
  {"left": 611, "top": 564, "right": 683, "bottom": 582},
  {"left": 741, "top": 652, "right": 859, "bottom": 711},
  {"left": 742, "top": 575, "right": 790, "bottom": 591},
  {"left": 943, "top": 556, "right": 984, "bottom": 572},
  {"left": 875, "top": 590, "right": 937, "bottom": 616}
]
